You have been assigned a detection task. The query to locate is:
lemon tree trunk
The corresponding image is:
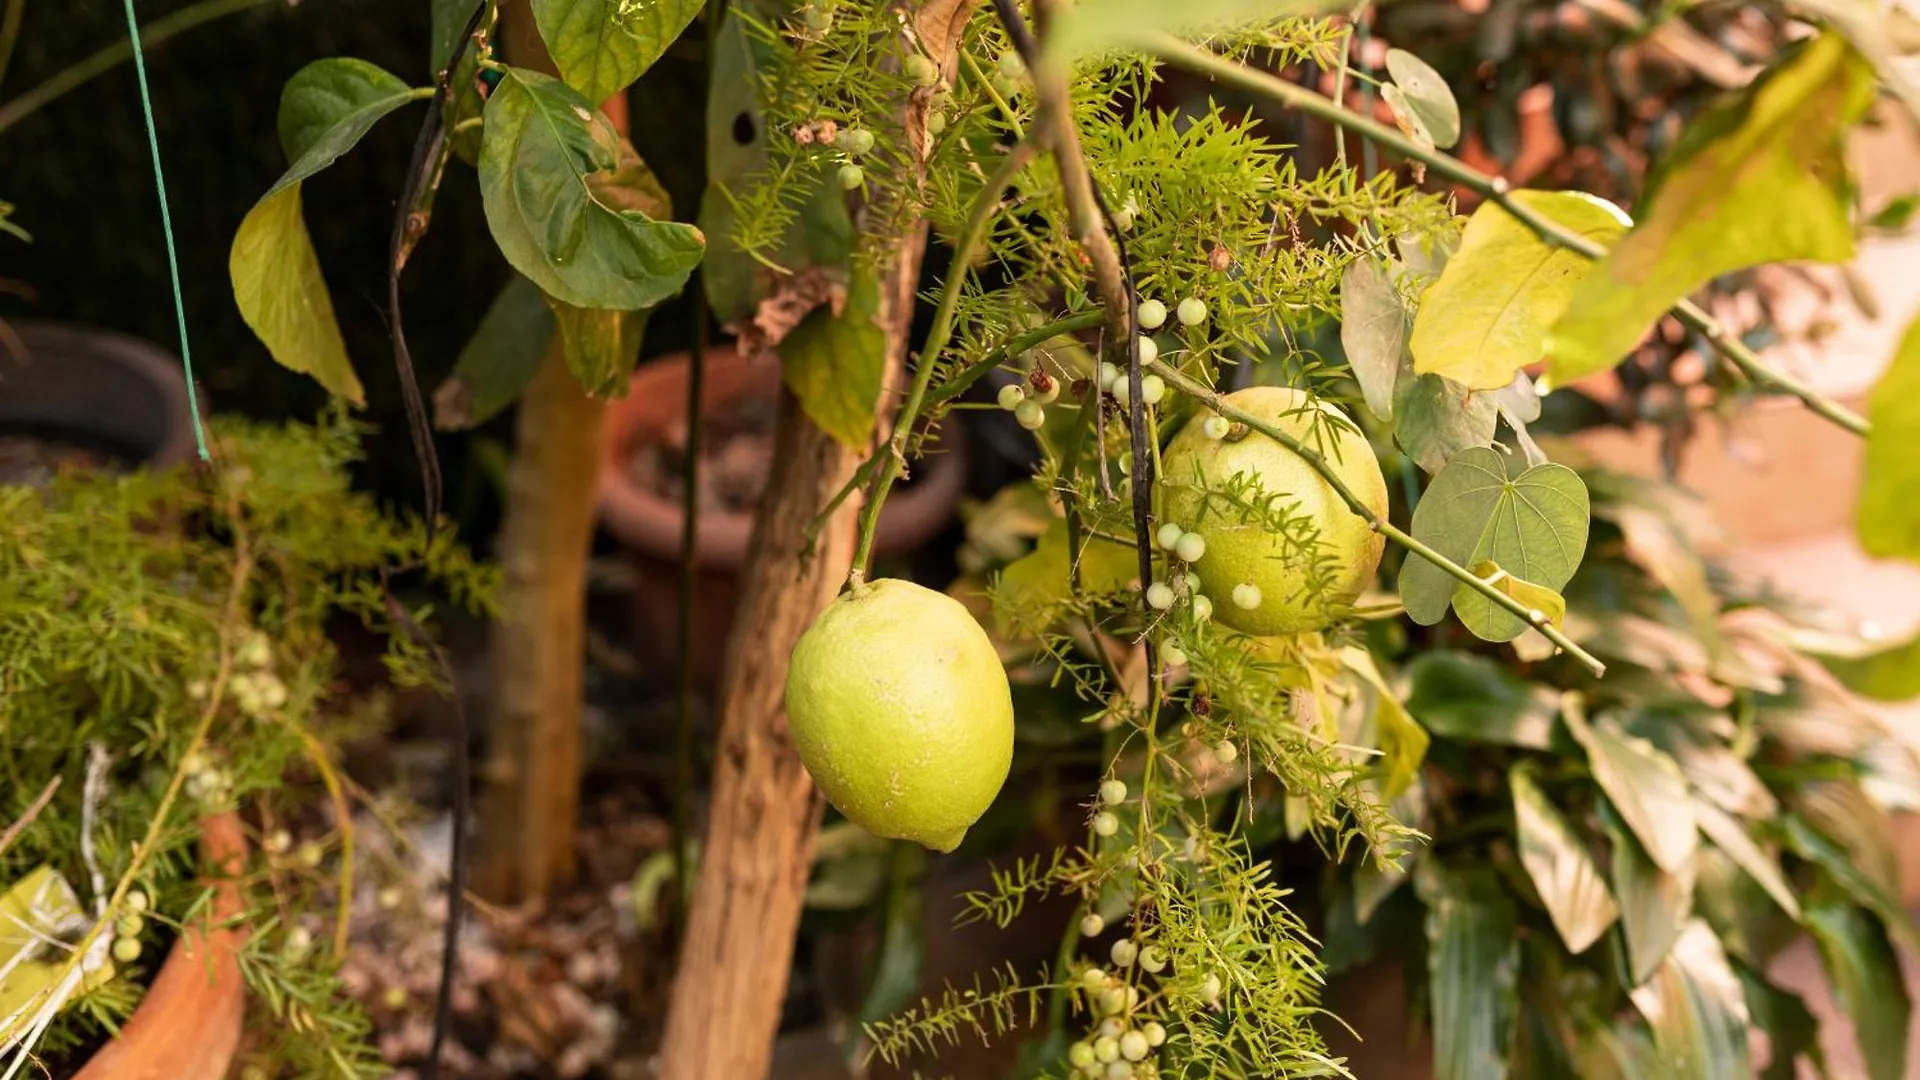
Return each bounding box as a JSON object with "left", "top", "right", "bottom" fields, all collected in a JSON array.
[
  {"left": 657, "top": 3, "right": 978, "bottom": 1075},
  {"left": 473, "top": 9, "right": 627, "bottom": 902}
]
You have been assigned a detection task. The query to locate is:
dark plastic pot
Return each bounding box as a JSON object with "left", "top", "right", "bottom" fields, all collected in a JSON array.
[
  {"left": 597, "top": 346, "right": 968, "bottom": 687},
  {"left": 0, "top": 321, "right": 197, "bottom": 471}
]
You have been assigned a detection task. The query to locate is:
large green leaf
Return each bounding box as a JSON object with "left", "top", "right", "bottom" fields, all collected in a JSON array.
[
  {"left": 1547, "top": 33, "right": 1876, "bottom": 384},
  {"left": 1512, "top": 765, "right": 1617, "bottom": 954},
  {"left": 1605, "top": 803, "right": 1696, "bottom": 984},
  {"left": 1398, "top": 446, "right": 1590, "bottom": 640},
  {"left": 1859, "top": 314, "right": 1920, "bottom": 562},
  {"left": 1567, "top": 710, "right": 1696, "bottom": 873},
  {"left": 533, "top": 0, "right": 700, "bottom": 104},
  {"left": 1401, "top": 651, "right": 1558, "bottom": 748},
  {"left": 550, "top": 300, "right": 647, "bottom": 398},
  {"left": 1339, "top": 255, "right": 1408, "bottom": 422},
  {"left": 1411, "top": 191, "right": 1628, "bottom": 391},
  {"left": 1391, "top": 371, "right": 1496, "bottom": 474},
  {"left": 1692, "top": 800, "right": 1800, "bottom": 923},
  {"left": 1626, "top": 921, "right": 1751, "bottom": 1080},
  {"left": 433, "top": 275, "right": 556, "bottom": 430},
  {"left": 1805, "top": 897, "right": 1912, "bottom": 1080},
  {"left": 779, "top": 267, "right": 886, "bottom": 450},
  {"left": 478, "top": 66, "right": 704, "bottom": 311},
  {"left": 232, "top": 58, "right": 425, "bottom": 404},
  {"left": 1739, "top": 967, "right": 1825, "bottom": 1080},
  {"left": 1416, "top": 862, "right": 1519, "bottom": 1080}
]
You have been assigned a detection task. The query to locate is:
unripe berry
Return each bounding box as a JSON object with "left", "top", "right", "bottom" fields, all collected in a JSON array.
[
  {"left": 1139, "top": 374, "right": 1165, "bottom": 406},
  {"left": 1092, "top": 811, "right": 1120, "bottom": 837},
  {"left": 905, "top": 55, "right": 939, "bottom": 86},
  {"left": 1098, "top": 362, "right": 1121, "bottom": 391},
  {"left": 264, "top": 829, "right": 292, "bottom": 856},
  {"left": 1082, "top": 966, "right": 1110, "bottom": 991},
  {"left": 839, "top": 127, "right": 876, "bottom": 156},
  {"left": 837, "top": 163, "right": 865, "bottom": 190},
  {"left": 998, "top": 383, "right": 1027, "bottom": 410},
  {"left": 1029, "top": 369, "right": 1060, "bottom": 404},
  {"left": 1201, "top": 972, "right": 1223, "bottom": 1003},
  {"left": 927, "top": 111, "right": 947, "bottom": 136},
  {"left": 284, "top": 926, "right": 314, "bottom": 959},
  {"left": 1213, "top": 740, "right": 1238, "bottom": 765},
  {"left": 1098, "top": 1017, "right": 1125, "bottom": 1039},
  {"left": 382, "top": 985, "right": 409, "bottom": 1010},
  {"left": 1099, "top": 779, "right": 1127, "bottom": 806},
  {"left": 1160, "top": 642, "right": 1187, "bottom": 667},
  {"left": 1139, "top": 946, "right": 1167, "bottom": 973},
  {"left": 296, "top": 841, "right": 324, "bottom": 869},
  {"left": 1145, "top": 582, "right": 1175, "bottom": 611},
  {"left": 1093, "top": 1036, "right": 1120, "bottom": 1063},
  {"left": 1143, "top": 1021, "right": 1167, "bottom": 1047},
  {"left": 1191, "top": 595, "right": 1213, "bottom": 621},
  {"left": 1069, "top": 1042, "right": 1098, "bottom": 1069},
  {"left": 1202, "top": 415, "right": 1231, "bottom": 440},
  {"left": 1081, "top": 912, "right": 1107, "bottom": 937},
  {"left": 116, "top": 914, "right": 145, "bottom": 938},
  {"left": 1136, "top": 299, "right": 1167, "bottom": 330},
  {"left": 1177, "top": 297, "right": 1208, "bottom": 326},
  {"left": 125, "top": 890, "right": 149, "bottom": 913},
  {"left": 1173, "top": 532, "right": 1205, "bottom": 563},
  {"left": 1136, "top": 336, "right": 1159, "bottom": 365},
  {"left": 1014, "top": 400, "right": 1047, "bottom": 430},
  {"left": 112, "top": 936, "right": 141, "bottom": 964},
  {"left": 1110, "top": 939, "right": 1138, "bottom": 967},
  {"left": 1111, "top": 379, "right": 1130, "bottom": 409},
  {"left": 997, "top": 51, "right": 1024, "bottom": 79},
  {"left": 1156, "top": 522, "right": 1185, "bottom": 550},
  {"left": 1120, "top": 1030, "right": 1150, "bottom": 1061},
  {"left": 1231, "top": 582, "right": 1262, "bottom": 611},
  {"left": 1105, "top": 1063, "right": 1132, "bottom": 1080}
]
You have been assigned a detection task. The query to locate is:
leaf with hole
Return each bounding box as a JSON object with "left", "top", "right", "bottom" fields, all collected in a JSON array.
[
  {"left": 1411, "top": 190, "right": 1628, "bottom": 392},
  {"left": 1398, "top": 446, "right": 1590, "bottom": 641},
  {"left": 1340, "top": 255, "right": 1409, "bottom": 421},
  {"left": 1568, "top": 709, "right": 1696, "bottom": 874},
  {"left": 534, "top": 0, "right": 702, "bottom": 104},
  {"left": 1511, "top": 764, "right": 1617, "bottom": 954},
  {"left": 233, "top": 58, "right": 426, "bottom": 404},
  {"left": 1384, "top": 48, "right": 1461, "bottom": 150},
  {"left": 1548, "top": 34, "right": 1876, "bottom": 384},
  {"left": 479, "top": 66, "right": 704, "bottom": 311}
]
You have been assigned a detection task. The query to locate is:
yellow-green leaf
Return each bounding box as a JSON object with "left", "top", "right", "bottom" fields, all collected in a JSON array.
[
  {"left": 1342, "top": 647, "right": 1429, "bottom": 799},
  {"left": 1859, "top": 314, "right": 1920, "bottom": 561},
  {"left": 1469, "top": 560, "right": 1567, "bottom": 636},
  {"left": 1410, "top": 190, "right": 1629, "bottom": 391},
  {"left": 1547, "top": 33, "right": 1876, "bottom": 385},
  {"left": 550, "top": 299, "right": 648, "bottom": 399},
  {"left": 1512, "top": 764, "right": 1618, "bottom": 954},
  {"left": 1384, "top": 48, "right": 1461, "bottom": 150},
  {"left": 778, "top": 267, "right": 885, "bottom": 450},
  {"left": 1046, "top": 0, "right": 1342, "bottom": 61},
  {"left": 534, "top": 0, "right": 701, "bottom": 104}
]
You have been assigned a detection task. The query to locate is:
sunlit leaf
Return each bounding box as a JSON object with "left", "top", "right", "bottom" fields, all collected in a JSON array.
[
  {"left": 478, "top": 66, "right": 704, "bottom": 311},
  {"left": 1547, "top": 34, "right": 1876, "bottom": 384},
  {"left": 1402, "top": 651, "right": 1558, "bottom": 748},
  {"left": 433, "top": 274, "right": 556, "bottom": 430},
  {"left": 1567, "top": 709, "right": 1696, "bottom": 873},
  {"left": 1343, "top": 647, "right": 1429, "bottom": 799},
  {"left": 534, "top": 0, "right": 701, "bottom": 104},
  {"left": 1046, "top": 0, "right": 1343, "bottom": 61},
  {"left": 1691, "top": 800, "right": 1800, "bottom": 923},
  {"left": 233, "top": 58, "right": 423, "bottom": 404},
  {"left": 1411, "top": 191, "right": 1628, "bottom": 391},
  {"left": 1604, "top": 803, "right": 1696, "bottom": 984},
  {"left": 1859, "top": 313, "right": 1920, "bottom": 562},
  {"left": 1398, "top": 446, "right": 1590, "bottom": 640},
  {"left": 1391, "top": 371, "right": 1496, "bottom": 474},
  {"left": 1416, "top": 862, "right": 1519, "bottom": 1080},
  {"left": 1468, "top": 560, "right": 1566, "bottom": 635},
  {"left": 1627, "top": 921, "right": 1751, "bottom": 1080},
  {"left": 779, "top": 266, "right": 885, "bottom": 450},
  {"left": 1384, "top": 48, "right": 1461, "bottom": 149},
  {"left": 1805, "top": 896, "right": 1912, "bottom": 1080},
  {"left": 1339, "top": 256, "right": 1408, "bottom": 422},
  {"left": 1512, "top": 764, "right": 1617, "bottom": 954},
  {"left": 995, "top": 518, "right": 1139, "bottom": 627}
]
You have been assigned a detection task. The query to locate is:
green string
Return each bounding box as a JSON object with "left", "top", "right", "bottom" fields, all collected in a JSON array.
[{"left": 120, "top": 0, "right": 209, "bottom": 461}]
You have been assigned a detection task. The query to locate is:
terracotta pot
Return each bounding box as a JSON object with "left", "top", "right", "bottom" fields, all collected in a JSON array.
[
  {"left": 598, "top": 347, "right": 968, "bottom": 687},
  {"left": 72, "top": 813, "right": 247, "bottom": 1080}
]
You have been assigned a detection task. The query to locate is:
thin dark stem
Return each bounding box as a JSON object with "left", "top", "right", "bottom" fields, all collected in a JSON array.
[
  {"left": 1145, "top": 358, "right": 1608, "bottom": 677},
  {"left": 1146, "top": 33, "right": 1869, "bottom": 438},
  {"left": 848, "top": 140, "right": 1036, "bottom": 585}
]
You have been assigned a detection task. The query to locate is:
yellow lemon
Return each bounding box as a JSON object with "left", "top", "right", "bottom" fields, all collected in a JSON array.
[
  {"left": 786, "top": 578, "right": 1013, "bottom": 852},
  {"left": 1161, "top": 387, "right": 1388, "bottom": 634}
]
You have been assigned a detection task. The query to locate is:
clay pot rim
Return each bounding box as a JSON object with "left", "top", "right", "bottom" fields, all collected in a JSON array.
[
  {"left": 596, "top": 346, "right": 968, "bottom": 568},
  {"left": 70, "top": 812, "right": 248, "bottom": 1080}
]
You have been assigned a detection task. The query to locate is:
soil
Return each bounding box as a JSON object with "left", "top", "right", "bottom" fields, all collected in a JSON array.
[
  {"left": 627, "top": 392, "right": 778, "bottom": 517},
  {"left": 0, "top": 433, "right": 108, "bottom": 487}
]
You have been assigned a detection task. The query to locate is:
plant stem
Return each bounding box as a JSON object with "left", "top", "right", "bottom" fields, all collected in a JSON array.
[
  {"left": 0, "top": 0, "right": 24, "bottom": 93},
  {"left": 0, "top": 0, "right": 279, "bottom": 136},
  {"left": 923, "top": 308, "right": 1104, "bottom": 406},
  {"left": 1146, "top": 32, "right": 1870, "bottom": 438},
  {"left": 847, "top": 140, "right": 1036, "bottom": 586},
  {"left": 1146, "top": 358, "right": 1609, "bottom": 677}
]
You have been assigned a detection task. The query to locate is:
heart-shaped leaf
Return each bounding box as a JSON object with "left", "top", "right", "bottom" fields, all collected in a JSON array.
[
  {"left": 1399, "top": 446, "right": 1590, "bottom": 641},
  {"left": 233, "top": 58, "right": 426, "bottom": 404},
  {"left": 1568, "top": 709, "right": 1697, "bottom": 874},
  {"left": 1411, "top": 190, "right": 1629, "bottom": 392},
  {"left": 1512, "top": 764, "right": 1618, "bottom": 954},
  {"left": 1340, "top": 255, "right": 1409, "bottom": 422},
  {"left": 1384, "top": 48, "right": 1461, "bottom": 150},
  {"left": 479, "top": 66, "right": 704, "bottom": 311},
  {"left": 534, "top": 0, "right": 702, "bottom": 104}
]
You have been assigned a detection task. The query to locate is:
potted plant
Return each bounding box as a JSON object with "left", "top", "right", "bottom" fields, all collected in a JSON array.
[{"left": 0, "top": 412, "right": 489, "bottom": 1077}]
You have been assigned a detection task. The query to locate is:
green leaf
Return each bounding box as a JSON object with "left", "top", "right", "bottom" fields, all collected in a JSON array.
[
  {"left": 1411, "top": 191, "right": 1629, "bottom": 392},
  {"left": 1384, "top": 48, "right": 1461, "bottom": 150},
  {"left": 858, "top": 845, "right": 927, "bottom": 1026},
  {"left": 1343, "top": 647, "right": 1428, "bottom": 799},
  {"left": 995, "top": 517, "right": 1139, "bottom": 627},
  {"left": 1417, "top": 862, "right": 1519, "bottom": 1080},
  {"left": 233, "top": 58, "right": 423, "bottom": 404},
  {"left": 1567, "top": 709, "right": 1696, "bottom": 873},
  {"left": 1468, "top": 560, "right": 1567, "bottom": 635},
  {"left": 1511, "top": 764, "right": 1618, "bottom": 954},
  {"left": 1391, "top": 372, "right": 1496, "bottom": 474},
  {"left": 1627, "top": 921, "right": 1751, "bottom": 1080},
  {"left": 1339, "top": 255, "right": 1409, "bottom": 422},
  {"left": 1597, "top": 500, "right": 1724, "bottom": 664},
  {"left": 1692, "top": 800, "right": 1801, "bottom": 923},
  {"left": 1739, "top": 967, "right": 1825, "bottom": 1080},
  {"left": 1859, "top": 313, "right": 1920, "bottom": 561},
  {"left": 550, "top": 299, "right": 647, "bottom": 398},
  {"left": 0, "top": 201, "right": 29, "bottom": 243},
  {"left": 1805, "top": 898, "right": 1912, "bottom": 1080},
  {"left": 534, "top": 0, "right": 700, "bottom": 104},
  {"left": 1784, "top": 813, "right": 1917, "bottom": 950},
  {"left": 1604, "top": 803, "right": 1696, "bottom": 984},
  {"left": 1402, "top": 651, "right": 1558, "bottom": 748},
  {"left": 778, "top": 267, "right": 885, "bottom": 450},
  {"left": 1810, "top": 628, "right": 1920, "bottom": 701},
  {"left": 1547, "top": 34, "right": 1876, "bottom": 384},
  {"left": 430, "top": 0, "right": 477, "bottom": 75},
  {"left": 478, "top": 66, "right": 704, "bottom": 311},
  {"left": 1796, "top": 781, "right": 1901, "bottom": 907},
  {"left": 1046, "top": 0, "right": 1343, "bottom": 62},
  {"left": 1398, "top": 446, "right": 1590, "bottom": 640},
  {"left": 433, "top": 275, "right": 556, "bottom": 430}
]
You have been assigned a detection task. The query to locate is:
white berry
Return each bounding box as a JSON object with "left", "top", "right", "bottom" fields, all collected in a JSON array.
[
  {"left": 1082, "top": 912, "right": 1107, "bottom": 937},
  {"left": 1143, "top": 1021, "right": 1167, "bottom": 1047},
  {"left": 1139, "top": 374, "right": 1166, "bottom": 406},
  {"left": 1213, "top": 740, "right": 1238, "bottom": 765},
  {"left": 1094, "top": 1036, "right": 1120, "bottom": 1063},
  {"left": 1231, "top": 582, "right": 1262, "bottom": 610},
  {"left": 1120, "top": 1030, "right": 1150, "bottom": 1061},
  {"left": 1173, "top": 531, "right": 1205, "bottom": 563},
  {"left": 1202, "top": 972, "right": 1223, "bottom": 1003},
  {"left": 1110, "top": 939, "right": 1138, "bottom": 967},
  {"left": 1099, "top": 361, "right": 1121, "bottom": 390},
  {"left": 837, "top": 163, "right": 865, "bottom": 189},
  {"left": 1202, "top": 415, "right": 1231, "bottom": 440},
  {"left": 906, "top": 55, "right": 939, "bottom": 86},
  {"left": 1137, "top": 299, "right": 1167, "bottom": 330},
  {"left": 1082, "top": 966, "right": 1110, "bottom": 990},
  {"left": 1099, "top": 779, "right": 1127, "bottom": 805},
  {"left": 1139, "top": 946, "right": 1167, "bottom": 973},
  {"left": 1160, "top": 642, "right": 1187, "bottom": 667},
  {"left": 1145, "top": 582, "right": 1175, "bottom": 610},
  {"left": 998, "top": 383, "right": 1026, "bottom": 410},
  {"left": 1015, "top": 400, "right": 1047, "bottom": 430},
  {"left": 1192, "top": 595, "right": 1213, "bottom": 620},
  {"left": 1156, "top": 522, "right": 1185, "bottom": 550},
  {"left": 1177, "top": 297, "right": 1208, "bottom": 326},
  {"left": 1111, "top": 379, "right": 1131, "bottom": 408},
  {"left": 1105, "top": 1061, "right": 1132, "bottom": 1079},
  {"left": 1136, "top": 336, "right": 1159, "bottom": 364},
  {"left": 1092, "top": 811, "right": 1120, "bottom": 837}
]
